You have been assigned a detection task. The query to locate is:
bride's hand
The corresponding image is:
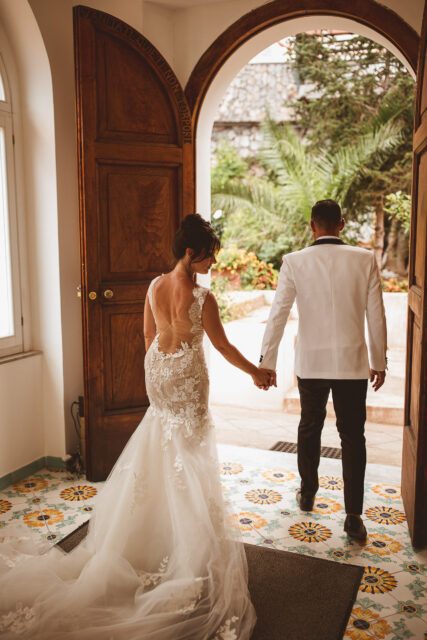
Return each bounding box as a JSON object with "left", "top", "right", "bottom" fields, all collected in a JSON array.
[{"left": 252, "top": 368, "right": 276, "bottom": 390}]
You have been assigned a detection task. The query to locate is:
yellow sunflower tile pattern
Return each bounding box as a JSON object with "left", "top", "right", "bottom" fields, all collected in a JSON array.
[
  {"left": 345, "top": 606, "right": 392, "bottom": 640},
  {"left": 60, "top": 485, "right": 98, "bottom": 501},
  {"left": 0, "top": 499, "right": 12, "bottom": 514},
  {"left": 365, "top": 506, "right": 406, "bottom": 526},
  {"left": 220, "top": 462, "right": 243, "bottom": 475},
  {"left": 0, "top": 447, "right": 426, "bottom": 639},
  {"left": 12, "top": 478, "right": 49, "bottom": 493},
  {"left": 23, "top": 508, "right": 64, "bottom": 528},
  {"left": 359, "top": 567, "right": 398, "bottom": 595},
  {"left": 288, "top": 521, "right": 332, "bottom": 543}
]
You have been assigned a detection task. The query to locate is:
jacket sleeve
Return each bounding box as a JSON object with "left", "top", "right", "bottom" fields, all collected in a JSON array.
[
  {"left": 366, "top": 253, "right": 388, "bottom": 371},
  {"left": 259, "top": 255, "right": 296, "bottom": 370}
]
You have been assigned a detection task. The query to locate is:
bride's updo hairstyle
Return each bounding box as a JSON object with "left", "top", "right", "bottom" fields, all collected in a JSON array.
[{"left": 173, "top": 213, "right": 220, "bottom": 263}]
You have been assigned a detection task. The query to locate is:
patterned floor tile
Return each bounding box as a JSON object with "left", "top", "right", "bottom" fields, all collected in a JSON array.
[
  {"left": 381, "top": 612, "right": 427, "bottom": 639},
  {"left": 0, "top": 446, "right": 426, "bottom": 640}
]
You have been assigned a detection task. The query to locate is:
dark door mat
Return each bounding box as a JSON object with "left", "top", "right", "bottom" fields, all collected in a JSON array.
[
  {"left": 58, "top": 523, "right": 362, "bottom": 640},
  {"left": 246, "top": 542, "right": 362, "bottom": 640},
  {"left": 271, "top": 441, "right": 342, "bottom": 459}
]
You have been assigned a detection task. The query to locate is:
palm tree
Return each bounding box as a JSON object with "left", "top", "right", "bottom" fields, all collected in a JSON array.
[{"left": 212, "top": 115, "right": 403, "bottom": 266}]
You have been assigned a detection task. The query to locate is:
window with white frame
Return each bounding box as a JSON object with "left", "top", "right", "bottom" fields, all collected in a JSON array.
[{"left": 0, "top": 54, "right": 23, "bottom": 357}]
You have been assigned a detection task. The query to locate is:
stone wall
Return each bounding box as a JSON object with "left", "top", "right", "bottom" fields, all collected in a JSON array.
[{"left": 212, "top": 62, "right": 306, "bottom": 158}]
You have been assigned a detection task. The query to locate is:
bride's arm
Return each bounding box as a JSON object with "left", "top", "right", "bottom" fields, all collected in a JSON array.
[
  {"left": 202, "top": 291, "right": 274, "bottom": 388},
  {"left": 144, "top": 293, "right": 157, "bottom": 351}
]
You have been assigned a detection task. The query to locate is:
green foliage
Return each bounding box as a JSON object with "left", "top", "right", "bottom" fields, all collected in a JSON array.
[
  {"left": 288, "top": 32, "right": 414, "bottom": 232},
  {"left": 211, "top": 143, "right": 249, "bottom": 238},
  {"left": 212, "top": 117, "right": 402, "bottom": 266},
  {"left": 384, "top": 191, "right": 411, "bottom": 235},
  {"left": 290, "top": 33, "right": 414, "bottom": 154},
  {"left": 211, "top": 33, "right": 414, "bottom": 271},
  {"left": 210, "top": 275, "right": 233, "bottom": 323}
]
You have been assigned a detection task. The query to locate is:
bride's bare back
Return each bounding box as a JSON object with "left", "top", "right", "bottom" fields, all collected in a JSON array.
[
  {"left": 144, "top": 271, "right": 273, "bottom": 390},
  {"left": 146, "top": 273, "right": 205, "bottom": 355}
]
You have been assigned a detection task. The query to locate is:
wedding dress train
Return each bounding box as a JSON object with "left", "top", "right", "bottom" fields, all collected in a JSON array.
[{"left": 0, "top": 277, "right": 256, "bottom": 639}]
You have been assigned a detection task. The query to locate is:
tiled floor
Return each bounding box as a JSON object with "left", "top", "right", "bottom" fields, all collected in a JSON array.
[{"left": 0, "top": 445, "right": 425, "bottom": 639}]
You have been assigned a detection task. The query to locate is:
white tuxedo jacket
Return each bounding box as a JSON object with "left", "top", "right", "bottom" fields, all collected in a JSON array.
[{"left": 260, "top": 239, "right": 387, "bottom": 379}]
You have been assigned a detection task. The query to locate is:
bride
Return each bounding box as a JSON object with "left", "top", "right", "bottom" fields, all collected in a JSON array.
[{"left": 0, "top": 214, "right": 273, "bottom": 639}]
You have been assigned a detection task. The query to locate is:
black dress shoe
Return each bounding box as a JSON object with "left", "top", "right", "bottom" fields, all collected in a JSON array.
[
  {"left": 296, "top": 488, "right": 315, "bottom": 512},
  {"left": 344, "top": 515, "right": 367, "bottom": 540}
]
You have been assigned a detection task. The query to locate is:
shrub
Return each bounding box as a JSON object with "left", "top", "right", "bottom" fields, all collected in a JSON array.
[
  {"left": 212, "top": 246, "right": 278, "bottom": 290},
  {"left": 382, "top": 277, "right": 408, "bottom": 293}
]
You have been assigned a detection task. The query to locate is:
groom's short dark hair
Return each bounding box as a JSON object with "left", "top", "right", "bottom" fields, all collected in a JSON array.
[{"left": 311, "top": 199, "right": 342, "bottom": 229}]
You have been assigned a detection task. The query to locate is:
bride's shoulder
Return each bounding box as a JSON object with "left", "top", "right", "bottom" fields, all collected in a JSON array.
[{"left": 193, "top": 283, "right": 211, "bottom": 302}]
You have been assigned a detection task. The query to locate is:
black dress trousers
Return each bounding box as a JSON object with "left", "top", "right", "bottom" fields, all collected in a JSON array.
[{"left": 297, "top": 377, "right": 368, "bottom": 515}]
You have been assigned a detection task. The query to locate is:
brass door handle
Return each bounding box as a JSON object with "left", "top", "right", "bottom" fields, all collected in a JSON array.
[
  {"left": 103, "top": 289, "right": 114, "bottom": 299},
  {"left": 88, "top": 291, "right": 97, "bottom": 301}
]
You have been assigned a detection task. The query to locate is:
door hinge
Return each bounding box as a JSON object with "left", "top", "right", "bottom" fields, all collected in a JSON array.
[
  {"left": 21, "top": 316, "right": 24, "bottom": 326},
  {"left": 12, "top": 134, "right": 15, "bottom": 146}
]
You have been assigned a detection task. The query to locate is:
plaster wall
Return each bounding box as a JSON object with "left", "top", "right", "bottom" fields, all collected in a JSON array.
[
  {"left": 0, "top": 354, "right": 43, "bottom": 476},
  {"left": 0, "top": 0, "right": 65, "bottom": 470},
  {"left": 142, "top": 0, "right": 424, "bottom": 87}
]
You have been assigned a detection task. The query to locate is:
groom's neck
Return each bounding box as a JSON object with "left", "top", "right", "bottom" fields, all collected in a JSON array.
[{"left": 313, "top": 229, "right": 341, "bottom": 240}]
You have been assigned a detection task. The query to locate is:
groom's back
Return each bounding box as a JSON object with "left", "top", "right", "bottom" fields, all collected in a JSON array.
[{"left": 287, "top": 244, "right": 379, "bottom": 378}]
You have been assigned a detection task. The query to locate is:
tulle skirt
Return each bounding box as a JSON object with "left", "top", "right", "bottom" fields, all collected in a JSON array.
[{"left": 0, "top": 407, "right": 256, "bottom": 639}]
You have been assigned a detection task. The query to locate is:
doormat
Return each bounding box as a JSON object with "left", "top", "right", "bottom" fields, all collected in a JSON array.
[
  {"left": 271, "top": 441, "right": 342, "bottom": 459},
  {"left": 58, "top": 525, "right": 362, "bottom": 640}
]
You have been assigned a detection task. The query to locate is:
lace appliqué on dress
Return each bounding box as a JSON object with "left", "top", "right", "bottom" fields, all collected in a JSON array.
[
  {"left": 130, "top": 471, "right": 148, "bottom": 514},
  {"left": 162, "top": 578, "right": 204, "bottom": 615},
  {"left": 145, "top": 286, "right": 213, "bottom": 450},
  {"left": 170, "top": 454, "right": 185, "bottom": 490},
  {"left": 136, "top": 556, "right": 169, "bottom": 589},
  {"left": 213, "top": 616, "right": 240, "bottom": 640},
  {"left": 0, "top": 602, "right": 37, "bottom": 636}
]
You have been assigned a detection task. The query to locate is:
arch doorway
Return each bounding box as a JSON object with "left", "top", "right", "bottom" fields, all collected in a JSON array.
[
  {"left": 187, "top": 3, "right": 425, "bottom": 549},
  {"left": 74, "top": 2, "right": 426, "bottom": 548}
]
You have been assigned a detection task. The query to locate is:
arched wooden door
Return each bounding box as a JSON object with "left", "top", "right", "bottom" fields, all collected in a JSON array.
[
  {"left": 74, "top": 6, "right": 194, "bottom": 480},
  {"left": 403, "top": 1, "right": 427, "bottom": 549}
]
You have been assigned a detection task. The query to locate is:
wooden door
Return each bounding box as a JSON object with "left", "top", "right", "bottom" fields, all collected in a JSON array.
[
  {"left": 74, "top": 6, "right": 194, "bottom": 480},
  {"left": 403, "top": 1, "right": 427, "bottom": 549}
]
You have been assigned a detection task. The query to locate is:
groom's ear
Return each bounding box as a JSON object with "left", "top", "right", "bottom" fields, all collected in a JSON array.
[
  {"left": 339, "top": 217, "right": 345, "bottom": 231},
  {"left": 310, "top": 219, "right": 316, "bottom": 232}
]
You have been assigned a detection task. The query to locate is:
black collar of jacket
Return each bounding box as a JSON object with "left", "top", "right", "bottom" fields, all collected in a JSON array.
[{"left": 312, "top": 238, "right": 345, "bottom": 246}]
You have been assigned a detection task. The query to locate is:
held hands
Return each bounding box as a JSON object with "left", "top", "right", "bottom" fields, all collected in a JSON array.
[
  {"left": 252, "top": 367, "right": 277, "bottom": 390},
  {"left": 370, "top": 369, "right": 386, "bottom": 392}
]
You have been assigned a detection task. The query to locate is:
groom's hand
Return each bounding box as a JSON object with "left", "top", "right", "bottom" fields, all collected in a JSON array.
[
  {"left": 370, "top": 369, "right": 386, "bottom": 391},
  {"left": 255, "top": 368, "right": 277, "bottom": 390}
]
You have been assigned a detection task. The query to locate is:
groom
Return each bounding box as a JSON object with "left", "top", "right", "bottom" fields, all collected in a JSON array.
[{"left": 259, "top": 199, "right": 387, "bottom": 540}]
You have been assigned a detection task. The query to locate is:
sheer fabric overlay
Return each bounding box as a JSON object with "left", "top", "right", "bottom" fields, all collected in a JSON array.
[{"left": 0, "top": 275, "right": 256, "bottom": 639}]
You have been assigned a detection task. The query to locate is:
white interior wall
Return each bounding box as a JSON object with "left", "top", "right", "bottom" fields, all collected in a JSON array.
[
  {"left": 0, "top": 355, "right": 43, "bottom": 475},
  {"left": 142, "top": 0, "right": 423, "bottom": 88},
  {"left": 0, "top": 0, "right": 65, "bottom": 474}
]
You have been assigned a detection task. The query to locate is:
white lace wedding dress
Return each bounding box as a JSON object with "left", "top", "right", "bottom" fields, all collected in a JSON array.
[{"left": 0, "top": 277, "right": 256, "bottom": 639}]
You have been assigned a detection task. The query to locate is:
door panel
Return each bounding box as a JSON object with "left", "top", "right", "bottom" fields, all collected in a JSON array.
[
  {"left": 98, "top": 163, "right": 179, "bottom": 276},
  {"left": 96, "top": 33, "right": 178, "bottom": 144},
  {"left": 104, "top": 309, "right": 147, "bottom": 410},
  {"left": 403, "top": 0, "right": 427, "bottom": 549},
  {"left": 74, "top": 6, "right": 193, "bottom": 480}
]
